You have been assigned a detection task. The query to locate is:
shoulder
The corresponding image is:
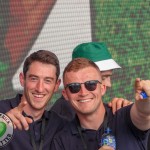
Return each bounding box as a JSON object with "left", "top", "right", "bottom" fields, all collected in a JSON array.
[
  {"left": 114, "top": 104, "right": 148, "bottom": 135},
  {"left": 48, "top": 110, "right": 68, "bottom": 124},
  {"left": 46, "top": 111, "right": 69, "bottom": 133},
  {"left": 52, "top": 116, "right": 78, "bottom": 141},
  {"left": 0, "top": 94, "right": 22, "bottom": 113},
  {"left": 115, "top": 104, "right": 132, "bottom": 117},
  {"left": 51, "top": 95, "right": 75, "bottom": 121}
]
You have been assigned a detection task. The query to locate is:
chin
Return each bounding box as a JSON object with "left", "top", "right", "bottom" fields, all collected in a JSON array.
[{"left": 33, "top": 105, "right": 45, "bottom": 110}]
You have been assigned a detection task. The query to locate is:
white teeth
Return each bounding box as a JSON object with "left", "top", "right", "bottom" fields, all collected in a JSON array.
[
  {"left": 34, "top": 94, "right": 44, "bottom": 98},
  {"left": 79, "top": 99, "right": 91, "bottom": 103}
]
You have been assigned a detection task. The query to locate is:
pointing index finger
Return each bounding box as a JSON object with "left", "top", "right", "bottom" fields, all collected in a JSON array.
[{"left": 17, "top": 96, "right": 27, "bottom": 112}]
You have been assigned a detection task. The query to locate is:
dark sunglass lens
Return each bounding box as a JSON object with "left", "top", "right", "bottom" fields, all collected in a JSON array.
[
  {"left": 68, "top": 83, "right": 81, "bottom": 93},
  {"left": 85, "top": 80, "right": 97, "bottom": 91}
]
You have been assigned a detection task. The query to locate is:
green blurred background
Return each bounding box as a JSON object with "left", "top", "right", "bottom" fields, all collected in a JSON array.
[{"left": 90, "top": 0, "right": 150, "bottom": 102}]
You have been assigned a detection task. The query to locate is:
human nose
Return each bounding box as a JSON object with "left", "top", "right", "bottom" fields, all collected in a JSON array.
[
  {"left": 79, "top": 84, "right": 88, "bottom": 95},
  {"left": 36, "top": 80, "right": 44, "bottom": 92}
]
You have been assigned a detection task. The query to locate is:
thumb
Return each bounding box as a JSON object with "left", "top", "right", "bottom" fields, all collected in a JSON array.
[{"left": 135, "top": 78, "right": 142, "bottom": 100}]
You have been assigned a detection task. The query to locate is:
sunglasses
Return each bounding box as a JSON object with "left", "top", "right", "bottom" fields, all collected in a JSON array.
[{"left": 65, "top": 80, "right": 102, "bottom": 94}]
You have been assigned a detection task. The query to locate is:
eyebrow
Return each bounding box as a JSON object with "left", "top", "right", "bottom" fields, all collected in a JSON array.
[{"left": 28, "top": 74, "right": 55, "bottom": 80}]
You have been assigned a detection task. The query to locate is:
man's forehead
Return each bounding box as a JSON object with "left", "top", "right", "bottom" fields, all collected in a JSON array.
[
  {"left": 64, "top": 67, "right": 101, "bottom": 81},
  {"left": 101, "top": 70, "right": 113, "bottom": 76}
]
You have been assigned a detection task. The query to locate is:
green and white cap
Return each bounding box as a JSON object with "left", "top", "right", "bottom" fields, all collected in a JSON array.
[{"left": 72, "top": 42, "right": 121, "bottom": 71}]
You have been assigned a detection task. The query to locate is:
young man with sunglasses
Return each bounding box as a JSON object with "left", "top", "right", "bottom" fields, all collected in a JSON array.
[
  {"left": 51, "top": 42, "right": 132, "bottom": 120},
  {"left": 51, "top": 57, "right": 150, "bottom": 150}
]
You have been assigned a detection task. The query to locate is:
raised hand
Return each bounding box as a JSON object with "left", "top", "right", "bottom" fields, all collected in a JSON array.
[
  {"left": 135, "top": 78, "right": 150, "bottom": 100},
  {"left": 6, "top": 98, "right": 32, "bottom": 130}
]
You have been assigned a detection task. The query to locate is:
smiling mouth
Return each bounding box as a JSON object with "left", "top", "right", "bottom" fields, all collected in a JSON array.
[
  {"left": 33, "top": 94, "right": 45, "bottom": 98},
  {"left": 78, "top": 98, "right": 92, "bottom": 103}
]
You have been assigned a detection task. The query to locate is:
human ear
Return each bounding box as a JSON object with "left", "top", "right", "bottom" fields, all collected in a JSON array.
[
  {"left": 19, "top": 73, "right": 25, "bottom": 87},
  {"left": 54, "top": 79, "right": 61, "bottom": 92},
  {"left": 101, "top": 83, "right": 106, "bottom": 96},
  {"left": 62, "top": 89, "right": 69, "bottom": 101}
]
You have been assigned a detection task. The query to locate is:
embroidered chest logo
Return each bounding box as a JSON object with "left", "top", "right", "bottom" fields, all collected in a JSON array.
[{"left": 0, "top": 113, "right": 14, "bottom": 148}]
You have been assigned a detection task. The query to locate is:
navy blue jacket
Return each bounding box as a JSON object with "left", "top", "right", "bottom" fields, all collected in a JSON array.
[
  {"left": 0, "top": 94, "right": 67, "bottom": 150},
  {"left": 51, "top": 104, "right": 149, "bottom": 150},
  {"left": 51, "top": 95, "right": 75, "bottom": 121}
]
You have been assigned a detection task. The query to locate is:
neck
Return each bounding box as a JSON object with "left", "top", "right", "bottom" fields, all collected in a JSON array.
[
  {"left": 24, "top": 106, "right": 45, "bottom": 121},
  {"left": 77, "top": 103, "right": 106, "bottom": 130}
]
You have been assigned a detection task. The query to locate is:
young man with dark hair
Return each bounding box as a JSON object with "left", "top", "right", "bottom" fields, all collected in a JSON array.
[{"left": 0, "top": 50, "right": 66, "bottom": 150}]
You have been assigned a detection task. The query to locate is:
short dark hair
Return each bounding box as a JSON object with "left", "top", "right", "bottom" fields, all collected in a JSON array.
[
  {"left": 23, "top": 50, "right": 60, "bottom": 79},
  {"left": 63, "top": 58, "right": 101, "bottom": 81}
]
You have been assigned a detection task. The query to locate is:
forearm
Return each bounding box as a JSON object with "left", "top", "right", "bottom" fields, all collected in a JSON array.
[{"left": 131, "top": 98, "right": 150, "bottom": 130}]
